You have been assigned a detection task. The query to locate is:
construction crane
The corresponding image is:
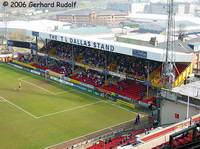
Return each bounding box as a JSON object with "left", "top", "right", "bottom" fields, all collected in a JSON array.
[{"left": 162, "top": 0, "right": 176, "bottom": 89}]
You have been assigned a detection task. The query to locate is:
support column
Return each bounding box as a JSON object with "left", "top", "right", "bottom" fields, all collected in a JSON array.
[
  {"left": 197, "top": 53, "right": 200, "bottom": 73},
  {"left": 104, "top": 51, "right": 108, "bottom": 81},
  {"left": 71, "top": 45, "right": 75, "bottom": 73},
  {"left": 35, "top": 36, "right": 39, "bottom": 63},
  {"left": 147, "top": 61, "right": 150, "bottom": 98},
  {"left": 45, "top": 39, "right": 48, "bottom": 54}
]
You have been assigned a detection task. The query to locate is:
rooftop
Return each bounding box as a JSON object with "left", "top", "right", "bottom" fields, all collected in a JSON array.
[
  {"left": 173, "top": 81, "right": 200, "bottom": 99},
  {"left": 56, "top": 26, "right": 112, "bottom": 35},
  {"left": 0, "top": 20, "right": 194, "bottom": 62},
  {"left": 186, "top": 36, "right": 200, "bottom": 45},
  {"left": 57, "top": 9, "right": 127, "bottom": 16},
  {"left": 0, "top": 20, "right": 70, "bottom": 32},
  {"left": 116, "top": 33, "right": 193, "bottom": 53}
]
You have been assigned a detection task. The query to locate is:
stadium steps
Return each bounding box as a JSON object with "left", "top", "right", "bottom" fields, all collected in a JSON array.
[
  {"left": 149, "top": 65, "right": 162, "bottom": 88},
  {"left": 86, "top": 129, "right": 147, "bottom": 149},
  {"left": 101, "top": 80, "right": 146, "bottom": 101},
  {"left": 142, "top": 96, "right": 157, "bottom": 106},
  {"left": 48, "top": 47, "right": 57, "bottom": 56},
  {"left": 76, "top": 55, "right": 83, "bottom": 62},
  {"left": 107, "top": 62, "right": 117, "bottom": 71},
  {"left": 150, "top": 63, "right": 193, "bottom": 88},
  {"left": 172, "top": 62, "right": 194, "bottom": 87}
]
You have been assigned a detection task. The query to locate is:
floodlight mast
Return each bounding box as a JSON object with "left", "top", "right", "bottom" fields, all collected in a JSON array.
[
  {"left": 2, "top": 4, "right": 8, "bottom": 48},
  {"left": 162, "top": 0, "right": 176, "bottom": 89}
]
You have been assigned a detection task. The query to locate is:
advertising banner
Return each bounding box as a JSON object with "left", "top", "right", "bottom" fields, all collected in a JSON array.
[
  {"left": 9, "top": 63, "right": 23, "bottom": 69},
  {"left": 48, "top": 70, "right": 63, "bottom": 78},
  {"left": 117, "top": 94, "right": 132, "bottom": 102},
  {"left": 13, "top": 60, "right": 36, "bottom": 70},
  {"left": 30, "top": 70, "right": 40, "bottom": 75},
  {"left": 80, "top": 82, "right": 94, "bottom": 89},
  {"left": 70, "top": 79, "right": 80, "bottom": 85},
  {"left": 73, "top": 84, "right": 87, "bottom": 91}
]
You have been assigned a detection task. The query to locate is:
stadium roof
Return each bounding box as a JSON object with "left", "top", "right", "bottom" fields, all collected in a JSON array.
[
  {"left": 186, "top": 36, "right": 200, "bottom": 45},
  {"left": 158, "top": 40, "right": 193, "bottom": 53},
  {"left": 57, "top": 26, "right": 112, "bottom": 35},
  {"left": 0, "top": 20, "right": 194, "bottom": 62},
  {"left": 173, "top": 81, "right": 200, "bottom": 99},
  {"left": 28, "top": 29, "right": 194, "bottom": 62}
]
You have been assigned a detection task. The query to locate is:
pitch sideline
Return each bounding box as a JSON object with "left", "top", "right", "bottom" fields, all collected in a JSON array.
[{"left": 44, "top": 118, "right": 135, "bottom": 149}]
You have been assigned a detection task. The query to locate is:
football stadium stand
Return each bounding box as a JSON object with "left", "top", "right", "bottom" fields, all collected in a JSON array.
[
  {"left": 12, "top": 36, "right": 193, "bottom": 106},
  {"left": 1, "top": 23, "right": 198, "bottom": 149}
]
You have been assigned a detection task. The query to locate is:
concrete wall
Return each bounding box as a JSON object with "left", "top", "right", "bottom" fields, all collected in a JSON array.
[{"left": 160, "top": 99, "right": 200, "bottom": 125}]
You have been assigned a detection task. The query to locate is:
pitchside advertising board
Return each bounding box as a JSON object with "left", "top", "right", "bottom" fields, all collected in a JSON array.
[
  {"left": 31, "top": 31, "right": 153, "bottom": 60},
  {"left": 7, "top": 40, "right": 37, "bottom": 50}
]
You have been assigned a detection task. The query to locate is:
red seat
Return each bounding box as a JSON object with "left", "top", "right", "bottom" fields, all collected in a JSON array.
[{"left": 101, "top": 80, "right": 146, "bottom": 101}]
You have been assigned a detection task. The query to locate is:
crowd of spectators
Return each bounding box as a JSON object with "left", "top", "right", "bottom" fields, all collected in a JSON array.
[
  {"left": 17, "top": 40, "right": 161, "bottom": 88},
  {"left": 70, "top": 69, "right": 105, "bottom": 87},
  {"left": 33, "top": 56, "right": 73, "bottom": 76},
  {"left": 17, "top": 53, "right": 34, "bottom": 63},
  {"left": 55, "top": 44, "right": 108, "bottom": 68},
  {"left": 40, "top": 40, "right": 60, "bottom": 54},
  {"left": 115, "top": 56, "right": 159, "bottom": 79},
  {"left": 45, "top": 41, "right": 160, "bottom": 79},
  {"left": 55, "top": 43, "right": 72, "bottom": 59}
]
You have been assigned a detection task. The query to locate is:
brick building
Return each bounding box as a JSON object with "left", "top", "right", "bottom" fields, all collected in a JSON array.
[{"left": 56, "top": 9, "right": 127, "bottom": 25}]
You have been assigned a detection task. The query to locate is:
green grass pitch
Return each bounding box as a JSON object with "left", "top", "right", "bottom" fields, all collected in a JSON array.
[{"left": 0, "top": 63, "right": 137, "bottom": 149}]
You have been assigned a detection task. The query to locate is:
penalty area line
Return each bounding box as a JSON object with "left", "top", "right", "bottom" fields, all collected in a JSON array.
[
  {"left": 19, "top": 79, "right": 57, "bottom": 95},
  {"left": 0, "top": 96, "right": 38, "bottom": 119},
  {"left": 0, "top": 96, "right": 5, "bottom": 102},
  {"left": 37, "top": 100, "right": 104, "bottom": 119}
]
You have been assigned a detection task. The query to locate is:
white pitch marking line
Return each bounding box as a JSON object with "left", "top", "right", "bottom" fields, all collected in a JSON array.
[
  {"left": 17, "top": 76, "right": 100, "bottom": 101},
  {"left": 54, "top": 91, "right": 67, "bottom": 95},
  {"left": 59, "top": 85, "right": 101, "bottom": 101},
  {"left": 0, "top": 97, "right": 5, "bottom": 102},
  {"left": 0, "top": 96, "right": 38, "bottom": 119},
  {"left": 37, "top": 100, "right": 104, "bottom": 119},
  {"left": 44, "top": 118, "right": 135, "bottom": 149},
  {"left": 53, "top": 83, "right": 137, "bottom": 115},
  {"left": 103, "top": 100, "right": 137, "bottom": 114},
  {"left": 103, "top": 100, "right": 146, "bottom": 118},
  {"left": 17, "top": 76, "right": 30, "bottom": 81},
  {"left": 19, "top": 79, "right": 57, "bottom": 95}
]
